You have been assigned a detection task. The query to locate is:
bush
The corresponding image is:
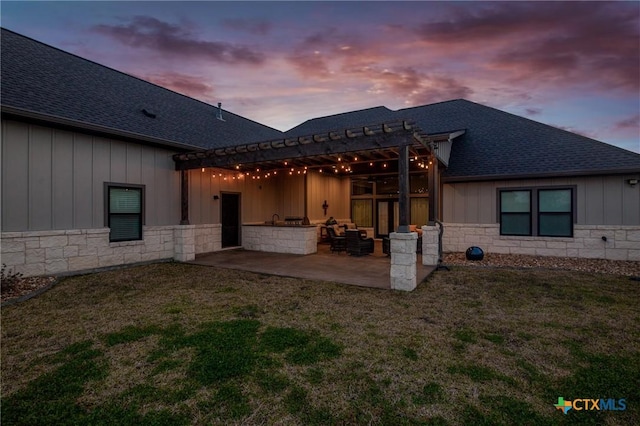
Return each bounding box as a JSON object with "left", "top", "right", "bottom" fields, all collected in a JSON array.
[{"left": 1, "top": 263, "right": 23, "bottom": 295}]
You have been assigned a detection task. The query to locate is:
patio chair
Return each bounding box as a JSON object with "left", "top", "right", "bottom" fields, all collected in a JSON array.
[
  {"left": 345, "top": 229, "right": 374, "bottom": 256},
  {"left": 327, "top": 226, "right": 346, "bottom": 253}
]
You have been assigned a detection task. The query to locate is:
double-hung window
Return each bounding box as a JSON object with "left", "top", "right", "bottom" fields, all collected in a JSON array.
[
  {"left": 500, "top": 190, "right": 531, "bottom": 236},
  {"left": 106, "top": 184, "right": 144, "bottom": 242},
  {"left": 499, "top": 187, "right": 573, "bottom": 237},
  {"left": 538, "top": 189, "right": 573, "bottom": 237}
]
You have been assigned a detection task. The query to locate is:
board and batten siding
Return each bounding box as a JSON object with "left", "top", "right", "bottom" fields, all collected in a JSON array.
[
  {"left": 188, "top": 170, "right": 309, "bottom": 225},
  {"left": 442, "top": 175, "right": 640, "bottom": 226},
  {"left": 1, "top": 119, "right": 181, "bottom": 232},
  {"left": 188, "top": 170, "right": 351, "bottom": 226},
  {"left": 305, "top": 172, "right": 350, "bottom": 222}
]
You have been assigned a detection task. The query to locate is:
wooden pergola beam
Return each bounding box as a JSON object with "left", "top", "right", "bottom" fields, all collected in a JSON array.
[{"left": 175, "top": 132, "right": 412, "bottom": 171}]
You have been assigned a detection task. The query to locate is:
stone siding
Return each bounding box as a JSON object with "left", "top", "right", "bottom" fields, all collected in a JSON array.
[
  {"left": 194, "top": 224, "right": 222, "bottom": 254},
  {"left": 1, "top": 223, "right": 225, "bottom": 277},
  {"left": 242, "top": 225, "right": 317, "bottom": 255},
  {"left": 389, "top": 232, "right": 418, "bottom": 291},
  {"left": 442, "top": 223, "right": 640, "bottom": 261},
  {"left": 421, "top": 226, "right": 439, "bottom": 266}
]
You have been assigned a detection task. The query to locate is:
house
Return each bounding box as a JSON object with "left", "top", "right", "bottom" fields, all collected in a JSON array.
[{"left": 2, "top": 28, "right": 639, "bottom": 285}]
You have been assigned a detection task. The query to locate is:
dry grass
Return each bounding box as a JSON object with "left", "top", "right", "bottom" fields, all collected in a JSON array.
[{"left": 2, "top": 262, "right": 639, "bottom": 425}]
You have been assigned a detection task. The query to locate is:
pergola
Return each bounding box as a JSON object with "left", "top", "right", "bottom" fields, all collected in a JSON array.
[{"left": 173, "top": 120, "right": 465, "bottom": 231}]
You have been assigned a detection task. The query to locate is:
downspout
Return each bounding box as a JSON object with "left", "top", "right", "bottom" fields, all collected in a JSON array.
[
  {"left": 427, "top": 144, "right": 439, "bottom": 226},
  {"left": 180, "top": 169, "right": 189, "bottom": 225},
  {"left": 303, "top": 171, "right": 308, "bottom": 218}
]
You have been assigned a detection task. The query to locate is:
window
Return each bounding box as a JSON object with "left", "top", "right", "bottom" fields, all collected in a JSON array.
[
  {"left": 410, "top": 198, "right": 429, "bottom": 226},
  {"left": 410, "top": 175, "right": 429, "bottom": 194},
  {"left": 352, "top": 180, "right": 373, "bottom": 195},
  {"left": 538, "top": 189, "right": 573, "bottom": 237},
  {"left": 500, "top": 190, "right": 531, "bottom": 235},
  {"left": 376, "top": 177, "right": 399, "bottom": 195},
  {"left": 499, "top": 187, "right": 573, "bottom": 237},
  {"left": 106, "top": 184, "right": 144, "bottom": 242},
  {"left": 351, "top": 199, "right": 373, "bottom": 227}
]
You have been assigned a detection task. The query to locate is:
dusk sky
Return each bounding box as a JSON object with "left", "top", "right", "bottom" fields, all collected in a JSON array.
[{"left": 2, "top": 1, "right": 639, "bottom": 153}]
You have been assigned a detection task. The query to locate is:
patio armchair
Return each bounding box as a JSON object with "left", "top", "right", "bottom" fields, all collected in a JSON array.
[
  {"left": 327, "top": 226, "right": 346, "bottom": 253},
  {"left": 345, "top": 229, "right": 374, "bottom": 256}
]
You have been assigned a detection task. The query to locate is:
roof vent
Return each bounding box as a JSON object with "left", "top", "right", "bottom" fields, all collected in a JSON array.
[
  {"left": 141, "top": 108, "right": 156, "bottom": 119},
  {"left": 216, "top": 102, "right": 225, "bottom": 121}
]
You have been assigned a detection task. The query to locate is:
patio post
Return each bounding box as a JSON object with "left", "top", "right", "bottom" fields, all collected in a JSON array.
[
  {"left": 390, "top": 232, "right": 418, "bottom": 291},
  {"left": 180, "top": 169, "right": 189, "bottom": 225},
  {"left": 397, "top": 141, "right": 410, "bottom": 233}
]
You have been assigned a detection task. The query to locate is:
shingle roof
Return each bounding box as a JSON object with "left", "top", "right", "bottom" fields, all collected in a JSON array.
[
  {"left": 0, "top": 28, "right": 283, "bottom": 150},
  {"left": 3, "top": 28, "right": 638, "bottom": 180},
  {"left": 285, "top": 106, "right": 395, "bottom": 137},
  {"left": 398, "top": 100, "right": 640, "bottom": 180},
  {"left": 288, "top": 99, "right": 640, "bottom": 180}
]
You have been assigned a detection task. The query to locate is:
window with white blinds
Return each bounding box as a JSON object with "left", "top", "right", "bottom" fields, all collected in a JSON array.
[{"left": 107, "top": 185, "right": 144, "bottom": 242}]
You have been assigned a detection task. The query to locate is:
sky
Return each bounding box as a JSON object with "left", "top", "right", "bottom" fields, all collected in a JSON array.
[{"left": 2, "top": 1, "right": 639, "bottom": 153}]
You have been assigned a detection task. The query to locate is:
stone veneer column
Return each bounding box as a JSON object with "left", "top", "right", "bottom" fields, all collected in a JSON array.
[
  {"left": 174, "top": 225, "right": 196, "bottom": 262},
  {"left": 390, "top": 232, "right": 418, "bottom": 291},
  {"left": 422, "top": 225, "right": 439, "bottom": 266}
]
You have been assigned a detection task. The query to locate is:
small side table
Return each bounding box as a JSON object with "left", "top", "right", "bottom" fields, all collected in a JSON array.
[
  {"left": 382, "top": 237, "right": 390, "bottom": 256},
  {"left": 320, "top": 226, "right": 331, "bottom": 243}
]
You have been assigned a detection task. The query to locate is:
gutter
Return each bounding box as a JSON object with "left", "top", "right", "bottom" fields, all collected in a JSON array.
[{"left": 441, "top": 168, "right": 640, "bottom": 183}]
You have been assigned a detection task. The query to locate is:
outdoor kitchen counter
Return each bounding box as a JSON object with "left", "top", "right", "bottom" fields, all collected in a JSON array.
[{"left": 242, "top": 223, "right": 317, "bottom": 255}]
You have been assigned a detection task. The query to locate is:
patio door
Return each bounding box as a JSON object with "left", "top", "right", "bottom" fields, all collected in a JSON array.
[
  {"left": 376, "top": 200, "right": 399, "bottom": 237},
  {"left": 221, "top": 193, "right": 240, "bottom": 248}
]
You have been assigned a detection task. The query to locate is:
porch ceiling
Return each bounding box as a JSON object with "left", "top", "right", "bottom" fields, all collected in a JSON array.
[{"left": 173, "top": 120, "right": 457, "bottom": 176}]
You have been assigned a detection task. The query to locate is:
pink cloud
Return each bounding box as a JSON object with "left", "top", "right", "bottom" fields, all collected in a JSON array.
[
  {"left": 93, "top": 16, "right": 265, "bottom": 65},
  {"left": 614, "top": 114, "right": 640, "bottom": 131},
  {"left": 414, "top": 2, "right": 639, "bottom": 91},
  {"left": 352, "top": 66, "right": 472, "bottom": 105},
  {"left": 138, "top": 72, "right": 215, "bottom": 99},
  {"left": 284, "top": 26, "right": 396, "bottom": 79}
]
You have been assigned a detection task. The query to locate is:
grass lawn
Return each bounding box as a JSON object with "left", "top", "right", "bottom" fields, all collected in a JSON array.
[{"left": 2, "top": 263, "right": 639, "bottom": 425}]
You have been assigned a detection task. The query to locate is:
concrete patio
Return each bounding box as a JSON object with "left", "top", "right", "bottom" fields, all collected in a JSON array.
[{"left": 189, "top": 241, "right": 435, "bottom": 289}]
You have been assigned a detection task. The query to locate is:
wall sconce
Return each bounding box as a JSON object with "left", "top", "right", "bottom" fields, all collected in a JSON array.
[{"left": 627, "top": 179, "right": 638, "bottom": 186}]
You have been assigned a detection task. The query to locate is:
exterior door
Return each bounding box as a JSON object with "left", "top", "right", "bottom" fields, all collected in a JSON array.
[
  {"left": 376, "top": 200, "right": 399, "bottom": 237},
  {"left": 221, "top": 193, "right": 240, "bottom": 248}
]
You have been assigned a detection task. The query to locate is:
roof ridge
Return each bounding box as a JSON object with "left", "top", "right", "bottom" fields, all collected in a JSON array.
[
  {"left": 395, "top": 98, "right": 468, "bottom": 112},
  {"left": 298, "top": 105, "right": 391, "bottom": 121}
]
